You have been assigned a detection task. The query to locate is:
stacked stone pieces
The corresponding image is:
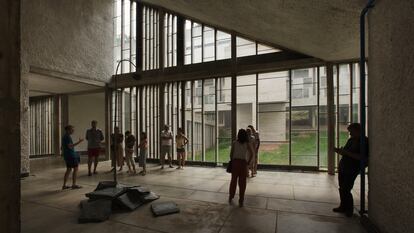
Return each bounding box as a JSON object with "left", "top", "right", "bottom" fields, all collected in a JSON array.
[{"left": 78, "top": 181, "right": 160, "bottom": 223}]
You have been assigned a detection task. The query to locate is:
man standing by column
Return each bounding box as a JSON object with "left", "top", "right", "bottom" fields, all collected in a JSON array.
[
  {"left": 86, "top": 120, "right": 104, "bottom": 176},
  {"left": 333, "top": 123, "right": 368, "bottom": 217},
  {"left": 160, "top": 125, "right": 174, "bottom": 169}
]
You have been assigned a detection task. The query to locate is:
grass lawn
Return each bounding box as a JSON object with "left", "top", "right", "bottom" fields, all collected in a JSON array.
[{"left": 187, "top": 131, "right": 349, "bottom": 167}]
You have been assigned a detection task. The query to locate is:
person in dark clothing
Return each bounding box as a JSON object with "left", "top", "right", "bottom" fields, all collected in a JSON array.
[
  {"left": 110, "top": 127, "right": 124, "bottom": 172},
  {"left": 62, "top": 125, "right": 83, "bottom": 190},
  {"left": 124, "top": 131, "right": 136, "bottom": 174},
  {"left": 333, "top": 123, "right": 368, "bottom": 217}
]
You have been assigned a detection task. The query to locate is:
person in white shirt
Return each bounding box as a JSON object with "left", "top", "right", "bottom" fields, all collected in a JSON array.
[
  {"left": 160, "top": 125, "right": 173, "bottom": 169},
  {"left": 228, "top": 129, "right": 254, "bottom": 207}
]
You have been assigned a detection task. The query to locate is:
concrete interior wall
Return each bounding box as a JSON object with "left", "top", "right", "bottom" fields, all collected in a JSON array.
[
  {"left": 68, "top": 92, "right": 106, "bottom": 152},
  {"left": 20, "top": 0, "right": 113, "bottom": 175},
  {"left": 0, "top": 0, "right": 21, "bottom": 232},
  {"left": 20, "top": 0, "right": 113, "bottom": 82},
  {"left": 368, "top": 1, "right": 414, "bottom": 233},
  {"left": 21, "top": 75, "right": 30, "bottom": 175}
]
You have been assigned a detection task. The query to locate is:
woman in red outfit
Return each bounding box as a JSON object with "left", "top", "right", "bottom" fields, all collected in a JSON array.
[{"left": 228, "top": 129, "right": 254, "bottom": 207}]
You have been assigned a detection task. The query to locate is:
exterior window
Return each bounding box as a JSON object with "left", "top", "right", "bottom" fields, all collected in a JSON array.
[{"left": 29, "top": 97, "right": 55, "bottom": 156}]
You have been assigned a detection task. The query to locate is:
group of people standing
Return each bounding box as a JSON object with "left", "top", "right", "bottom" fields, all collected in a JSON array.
[
  {"left": 227, "top": 123, "right": 367, "bottom": 217},
  {"left": 109, "top": 124, "right": 189, "bottom": 174},
  {"left": 110, "top": 127, "right": 148, "bottom": 175},
  {"left": 61, "top": 119, "right": 364, "bottom": 217},
  {"left": 61, "top": 120, "right": 105, "bottom": 189},
  {"left": 160, "top": 125, "right": 189, "bottom": 170},
  {"left": 61, "top": 120, "right": 148, "bottom": 189}
]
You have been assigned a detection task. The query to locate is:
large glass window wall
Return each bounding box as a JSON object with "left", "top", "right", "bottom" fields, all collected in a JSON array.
[
  {"left": 112, "top": 62, "right": 366, "bottom": 169},
  {"left": 114, "top": 2, "right": 282, "bottom": 72}
]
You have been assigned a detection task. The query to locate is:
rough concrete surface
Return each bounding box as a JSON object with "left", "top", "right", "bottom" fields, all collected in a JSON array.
[
  {"left": 21, "top": 75, "right": 30, "bottom": 175},
  {"left": 22, "top": 163, "right": 367, "bottom": 233},
  {"left": 21, "top": 0, "right": 114, "bottom": 82},
  {"left": 143, "top": 0, "right": 365, "bottom": 61},
  {"left": 0, "top": 0, "right": 21, "bottom": 232},
  {"left": 368, "top": 1, "right": 414, "bottom": 233}
]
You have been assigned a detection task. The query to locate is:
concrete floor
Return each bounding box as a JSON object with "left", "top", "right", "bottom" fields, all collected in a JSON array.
[{"left": 21, "top": 162, "right": 367, "bottom": 233}]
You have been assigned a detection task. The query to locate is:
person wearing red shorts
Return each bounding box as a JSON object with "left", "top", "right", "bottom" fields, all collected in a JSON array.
[{"left": 85, "top": 120, "right": 104, "bottom": 176}]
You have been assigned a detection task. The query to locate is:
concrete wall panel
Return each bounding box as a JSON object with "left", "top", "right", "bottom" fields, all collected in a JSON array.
[
  {"left": 68, "top": 92, "right": 106, "bottom": 152},
  {"left": 21, "top": 0, "right": 113, "bottom": 82},
  {"left": 0, "top": 0, "right": 21, "bottom": 231},
  {"left": 368, "top": 1, "right": 414, "bottom": 232}
]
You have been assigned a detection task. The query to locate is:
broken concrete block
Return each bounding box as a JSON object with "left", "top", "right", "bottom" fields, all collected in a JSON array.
[
  {"left": 151, "top": 202, "right": 180, "bottom": 217},
  {"left": 78, "top": 199, "right": 112, "bottom": 223}
]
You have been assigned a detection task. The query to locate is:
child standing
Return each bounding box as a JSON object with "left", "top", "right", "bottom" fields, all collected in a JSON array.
[{"left": 176, "top": 128, "right": 189, "bottom": 169}]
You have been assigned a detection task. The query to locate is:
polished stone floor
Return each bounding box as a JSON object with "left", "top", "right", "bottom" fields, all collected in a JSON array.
[{"left": 21, "top": 162, "right": 367, "bottom": 233}]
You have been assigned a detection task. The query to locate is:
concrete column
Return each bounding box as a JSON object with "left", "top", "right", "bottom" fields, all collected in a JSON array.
[
  {"left": 176, "top": 16, "right": 185, "bottom": 67},
  {"left": 368, "top": 2, "right": 414, "bottom": 233},
  {"left": 0, "top": 0, "right": 21, "bottom": 232},
  {"left": 181, "top": 81, "right": 186, "bottom": 131},
  {"left": 159, "top": 84, "right": 165, "bottom": 128},
  {"left": 21, "top": 75, "right": 30, "bottom": 176},
  {"left": 158, "top": 9, "right": 164, "bottom": 70},
  {"left": 136, "top": 3, "right": 143, "bottom": 71},
  {"left": 326, "top": 63, "right": 335, "bottom": 175}
]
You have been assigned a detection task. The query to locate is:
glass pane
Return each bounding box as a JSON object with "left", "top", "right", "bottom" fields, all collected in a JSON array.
[
  {"left": 257, "top": 43, "right": 281, "bottom": 54},
  {"left": 257, "top": 71, "right": 290, "bottom": 165},
  {"left": 291, "top": 106, "right": 318, "bottom": 130},
  {"left": 319, "top": 113, "right": 328, "bottom": 168},
  {"left": 258, "top": 111, "right": 290, "bottom": 165},
  {"left": 192, "top": 36, "right": 202, "bottom": 63},
  {"left": 203, "top": 26, "right": 215, "bottom": 62},
  {"left": 236, "top": 75, "right": 256, "bottom": 130},
  {"left": 193, "top": 80, "right": 203, "bottom": 161},
  {"left": 131, "top": 87, "right": 136, "bottom": 137},
  {"left": 291, "top": 131, "right": 317, "bottom": 166},
  {"left": 291, "top": 67, "right": 318, "bottom": 167},
  {"left": 291, "top": 68, "right": 318, "bottom": 106},
  {"left": 114, "top": 16, "right": 122, "bottom": 47},
  {"left": 123, "top": 0, "right": 131, "bottom": 51},
  {"left": 184, "top": 81, "right": 193, "bottom": 159},
  {"left": 172, "top": 83, "right": 179, "bottom": 157},
  {"left": 122, "top": 50, "right": 130, "bottom": 73},
  {"left": 237, "top": 37, "right": 256, "bottom": 57},
  {"left": 258, "top": 71, "right": 290, "bottom": 104},
  {"left": 184, "top": 20, "right": 192, "bottom": 64},
  {"left": 114, "top": 46, "right": 121, "bottom": 74},
  {"left": 216, "top": 30, "right": 231, "bottom": 60},
  {"left": 204, "top": 79, "right": 216, "bottom": 162},
  {"left": 217, "top": 77, "right": 232, "bottom": 163}
]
